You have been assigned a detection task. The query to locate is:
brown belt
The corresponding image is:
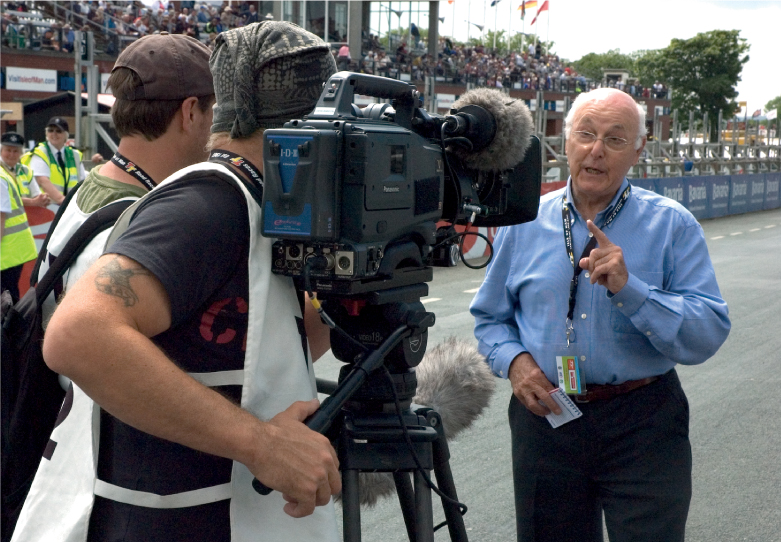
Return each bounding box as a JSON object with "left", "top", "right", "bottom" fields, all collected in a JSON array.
[{"left": 573, "top": 376, "right": 659, "bottom": 403}]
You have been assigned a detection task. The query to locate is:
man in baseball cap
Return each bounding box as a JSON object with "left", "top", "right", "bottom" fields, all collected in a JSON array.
[
  {"left": 33, "top": 31, "right": 215, "bottom": 309},
  {"left": 10, "top": 32, "right": 216, "bottom": 541},
  {"left": 20, "top": 22, "right": 341, "bottom": 542},
  {"left": 22, "top": 115, "right": 85, "bottom": 205}
]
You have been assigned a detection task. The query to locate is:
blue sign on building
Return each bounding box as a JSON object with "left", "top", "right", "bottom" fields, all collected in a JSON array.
[
  {"left": 765, "top": 173, "right": 781, "bottom": 210},
  {"left": 728, "top": 174, "right": 751, "bottom": 215},
  {"left": 708, "top": 175, "right": 731, "bottom": 218}
]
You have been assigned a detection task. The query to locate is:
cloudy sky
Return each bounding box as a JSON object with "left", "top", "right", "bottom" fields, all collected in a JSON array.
[{"left": 428, "top": 0, "right": 780, "bottom": 113}]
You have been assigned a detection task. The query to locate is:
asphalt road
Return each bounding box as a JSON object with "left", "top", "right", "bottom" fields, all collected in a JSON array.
[{"left": 313, "top": 206, "right": 781, "bottom": 542}]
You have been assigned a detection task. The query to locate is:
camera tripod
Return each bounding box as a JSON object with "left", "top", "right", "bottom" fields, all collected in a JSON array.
[
  {"left": 317, "top": 284, "right": 469, "bottom": 542},
  {"left": 253, "top": 280, "right": 470, "bottom": 542}
]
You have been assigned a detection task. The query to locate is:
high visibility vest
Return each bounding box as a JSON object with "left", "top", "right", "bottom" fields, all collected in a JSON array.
[
  {"left": 8, "top": 162, "right": 35, "bottom": 198},
  {"left": 22, "top": 143, "right": 81, "bottom": 195},
  {"left": 0, "top": 165, "right": 38, "bottom": 270}
]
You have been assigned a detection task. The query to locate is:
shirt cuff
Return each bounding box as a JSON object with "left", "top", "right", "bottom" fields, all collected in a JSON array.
[
  {"left": 608, "top": 272, "right": 649, "bottom": 316},
  {"left": 489, "top": 343, "right": 526, "bottom": 379}
]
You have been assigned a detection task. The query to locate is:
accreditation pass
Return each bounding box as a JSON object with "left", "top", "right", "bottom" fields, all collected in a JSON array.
[{"left": 540, "top": 388, "right": 583, "bottom": 428}]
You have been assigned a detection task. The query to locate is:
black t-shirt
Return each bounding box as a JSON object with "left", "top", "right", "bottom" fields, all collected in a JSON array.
[{"left": 89, "top": 173, "right": 250, "bottom": 542}]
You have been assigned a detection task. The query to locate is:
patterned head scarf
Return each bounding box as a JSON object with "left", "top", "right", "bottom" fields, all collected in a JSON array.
[{"left": 210, "top": 21, "right": 337, "bottom": 138}]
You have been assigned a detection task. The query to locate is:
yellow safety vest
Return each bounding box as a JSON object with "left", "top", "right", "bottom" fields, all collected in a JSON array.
[
  {"left": 22, "top": 143, "right": 81, "bottom": 195},
  {"left": 12, "top": 162, "right": 35, "bottom": 197},
  {"left": 1, "top": 165, "right": 38, "bottom": 270}
]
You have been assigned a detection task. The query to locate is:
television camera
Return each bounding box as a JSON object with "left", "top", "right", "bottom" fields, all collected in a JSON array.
[{"left": 257, "top": 72, "right": 542, "bottom": 541}]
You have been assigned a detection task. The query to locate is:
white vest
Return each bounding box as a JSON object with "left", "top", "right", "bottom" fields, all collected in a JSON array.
[
  {"left": 12, "top": 163, "right": 339, "bottom": 542},
  {"left": 37, "top": 190, "right": 138, "bottom": 325}
]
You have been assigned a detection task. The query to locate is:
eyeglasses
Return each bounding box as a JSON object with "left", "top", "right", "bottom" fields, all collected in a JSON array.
[
  {"left": 46, "top": 127, "right": 64, "bottom": 134},
  {"left": 572, "top": 130, "right": 635, "bottom": 152}
]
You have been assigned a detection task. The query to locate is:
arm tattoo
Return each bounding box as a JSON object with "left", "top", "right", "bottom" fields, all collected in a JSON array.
[{"left": 94, "top": 256, "right": 152, "bottom": 307}]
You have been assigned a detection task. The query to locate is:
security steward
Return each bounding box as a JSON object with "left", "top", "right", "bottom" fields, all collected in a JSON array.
[
  {"left": 1, "top": 132, "right": 38, "bottom": 302},
  {"left": 22, "top": 117, "right": 85, "bottom": 205}
]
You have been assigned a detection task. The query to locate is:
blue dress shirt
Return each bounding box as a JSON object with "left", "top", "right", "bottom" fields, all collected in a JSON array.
[{"left": 470, "top": 178, "right": 731, "bottom": 385}]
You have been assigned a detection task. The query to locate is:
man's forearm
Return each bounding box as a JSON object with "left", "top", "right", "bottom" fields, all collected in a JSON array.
[{"left": 35, "top": 176, "right": 64, "bottom": 204}]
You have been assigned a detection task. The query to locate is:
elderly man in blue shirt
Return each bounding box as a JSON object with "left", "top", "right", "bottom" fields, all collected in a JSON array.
[{"left": 471, "top": 87, "right": 730, "bottom": 542}]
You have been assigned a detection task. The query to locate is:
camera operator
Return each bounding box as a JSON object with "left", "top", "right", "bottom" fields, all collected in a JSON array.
[{"left": 33, "top": 22, "right": 340, "bottom": 542}]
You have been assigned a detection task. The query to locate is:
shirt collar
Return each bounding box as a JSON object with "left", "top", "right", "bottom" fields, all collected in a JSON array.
[
  {"left": 564, "top": 177, "right": 630, "bottom": 225},
  {"left": 47, "top": 141, "right": 65, "bottom": 155}
]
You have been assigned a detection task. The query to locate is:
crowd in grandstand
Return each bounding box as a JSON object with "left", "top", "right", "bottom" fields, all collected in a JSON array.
[{"left": 1, "top": 0, "right": 668, "bottom": 98}]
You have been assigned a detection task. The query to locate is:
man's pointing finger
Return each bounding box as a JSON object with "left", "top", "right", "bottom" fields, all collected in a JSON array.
[{"left": 586, "top": 220, "right": 613, "bottom": 247}]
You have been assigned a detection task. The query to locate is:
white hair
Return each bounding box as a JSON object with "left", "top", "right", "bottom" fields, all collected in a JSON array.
[{"left": 564, "top": 89, "right": 647, "bottom": 150}]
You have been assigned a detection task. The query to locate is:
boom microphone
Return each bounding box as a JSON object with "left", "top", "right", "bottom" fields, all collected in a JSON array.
[
  {"left": 446, "top": 88, "right": 534, "bottom": 172},
  {"left": 334, "top": 337, "right": 496, "bottom": 507}
]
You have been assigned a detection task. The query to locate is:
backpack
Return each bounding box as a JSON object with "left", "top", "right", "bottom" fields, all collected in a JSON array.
[{"left": 1, "top": 186, "right": 133, "bottom": 542}]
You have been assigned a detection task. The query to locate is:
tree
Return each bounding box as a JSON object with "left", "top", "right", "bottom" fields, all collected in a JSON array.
[
  {"left": 572, "top": 49, "right": 636, "bottom": 81},
  {"left": 636, "top": 30, "right": 750, "bottom": 140}
]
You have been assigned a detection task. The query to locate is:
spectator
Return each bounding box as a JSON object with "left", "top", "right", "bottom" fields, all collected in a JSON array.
[
  {"left": 337, "top": 43, "right": 351, "bottom": 71},
  {"left": 197, "top": 4, "right": 210, "bottom": 23},
  {"left": 242, "top": 3, "right": 258, "bottom": 25},
  {"left": 205, "top": 16, "right": 222, "bottom": 35}
]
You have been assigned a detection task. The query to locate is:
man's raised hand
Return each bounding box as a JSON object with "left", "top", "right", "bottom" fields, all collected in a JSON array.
[{"left": 579, "top": 220, "right": 629, "bottom": 294}]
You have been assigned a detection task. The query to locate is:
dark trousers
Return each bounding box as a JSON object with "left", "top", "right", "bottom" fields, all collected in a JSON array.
[
  {"left": 509, "top": 370, "right": 692, "bottom": 542},
  {"left": 1, "top": 264, "right": 23, "bottom": 303}
]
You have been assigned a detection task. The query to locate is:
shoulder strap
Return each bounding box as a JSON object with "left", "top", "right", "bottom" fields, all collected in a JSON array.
[
  {"left": 28, "top": 182, "right": 82, "bottom": 287},
  {"left": 34, "top": 198, "right": 135, "bottom": 304}
]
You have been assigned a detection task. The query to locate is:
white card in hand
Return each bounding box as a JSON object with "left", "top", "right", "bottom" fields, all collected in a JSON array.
[{"left": 540, "top": 388, "right": 583, "bottom": 428}]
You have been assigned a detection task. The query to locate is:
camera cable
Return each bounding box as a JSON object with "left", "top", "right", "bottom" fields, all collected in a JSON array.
[{"left": 381, "top": 365, "right": 468, "bottom": 531}]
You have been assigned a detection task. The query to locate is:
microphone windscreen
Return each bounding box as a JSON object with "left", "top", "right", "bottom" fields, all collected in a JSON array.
[
  {"left": 450, "top": 88, "right": 534, "bottom": 172},
  {"left": 412, "top": 336, "right": 495, "bottom": 440},
  {"left": 333, "top": 337, "right": 495, "bottom": 508}
]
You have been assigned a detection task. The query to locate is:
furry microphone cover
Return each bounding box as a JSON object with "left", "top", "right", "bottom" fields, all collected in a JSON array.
[{"left": 335, "top": 336, "right": 495, "bottom": 507}]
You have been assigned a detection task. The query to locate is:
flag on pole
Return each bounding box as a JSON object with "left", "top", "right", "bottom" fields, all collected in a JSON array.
[
  {"left": 766, "top": 109, "right": 778, "bottom": 121},
  {"left": 530, "top": 0, "right": 548, "bottom": 25},
  {"left": 470, "top": 22, "right": 485, "bottom": 32},
  {"left": 519, "top": 0, "right": 538, "bottom": 15},
  {"left": 448, "top": 0, "right": 454, "bottom": 4},
  {"left": 752, "top": 109, "right": 762, "bottom": 118},
  {"left": 490, "top": 0, "right": 502, "bottom": 6}
]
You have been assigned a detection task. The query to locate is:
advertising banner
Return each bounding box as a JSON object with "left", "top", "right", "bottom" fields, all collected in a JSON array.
[
  {"left": 729, "top": 175, "right": 751, "bottom": 215},
  {"left": 5, "top": 67, "right": 57, "bottom": 92},
  {"left": 656, "top": 177, "right": 685, "bottom": 206},
  {"left": 765, "top": 173, "right": 781, "bottom": 210},
  {"left": 747, "top": 174, "right": 766, "bottom": 213},
  {"left": 684, "top": 177, "right": 709, "bottom": 219},
  {"left": 708, "top": 175, "right": 731, "bottom": 218}
]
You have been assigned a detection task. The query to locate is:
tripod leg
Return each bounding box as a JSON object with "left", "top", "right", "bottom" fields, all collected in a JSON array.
[
  {"left": 342, "top": 469, "right": 362, "bottom": 542},
  {"left": 393, "top": 471, "right": 417, "bottom": 542},
  {"left": 432, "top": 434, "right": 469, "bottom": 542},
  {"left": 414, "top": 469, "right": 434, "bottom": 542}
]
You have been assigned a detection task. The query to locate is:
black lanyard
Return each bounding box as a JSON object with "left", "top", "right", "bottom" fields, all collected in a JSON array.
[
  {"left": 208, "top": 149, "right": 264, "bottom": 188},
  {"left": 110, "top": 152, "right": 156, "bottom": 191},
  {"left": 562, "top": 184, "right": 631, "bottom": 345}
]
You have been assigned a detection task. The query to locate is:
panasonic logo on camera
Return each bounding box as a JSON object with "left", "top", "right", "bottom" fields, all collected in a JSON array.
[{"left": 383, "top": 186, "right": 400, "bottom": 193}]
